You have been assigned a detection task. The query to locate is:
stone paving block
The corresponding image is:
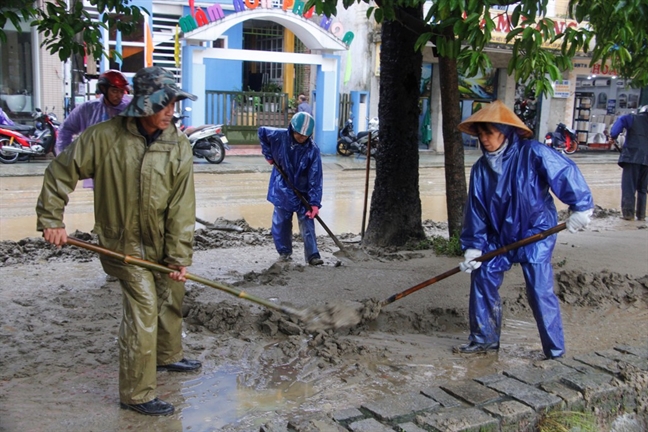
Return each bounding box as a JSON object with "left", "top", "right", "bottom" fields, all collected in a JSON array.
[
  {"left": 348, "top": 418, "right": 394, "bottom": 431},
  {"left": 596, "top": 349, "right": 648, "bottom": 370},
  {"left": 287, "top": 417, "right": 348, "bottom": 432},
  {"left": 361, "top": 392, "right": 439, "bottom": 423},
  {"left": 331, "top": 407, "right": 364, "bottom": 425},
  {"left": 574, "top": 352, "right": 623, "bottom": 374},
  {"left": 539, "top": 380, "right": 585, "bottom": 411},
  {"left": 615, "top": 345, "right": 648, "bottom": 358},
  {"left": 482, "top": 399, "right": 536, "bottom": 432},
  {"left": 557, "top": 357, "right": 598, "bottom": 374},
  {"left": 421, "top": 387, "right": 463, "bottom": 408},
  {"left": 474, "top": 373, "right": 506, "bottom": 385},
  {"left": 417, "top": 407, "right": 498, "bottom": 432},
  {"left": 560, "top": 371, "right": 623, "bottom": 409},
  {"left": 503, "top": 361, "right": 577, "bottom": 385},
  {"left": 441, "top": 380, "right": 502, "bottom": 406},
  {"left": 485, "top": 376, "right": 562, "bottom": 411},
  {"left": 260, "top": 421, "right": 289, "bottom": 432},
  {"left": 396, "top": 422, "right": 427, "bottom": 432}
]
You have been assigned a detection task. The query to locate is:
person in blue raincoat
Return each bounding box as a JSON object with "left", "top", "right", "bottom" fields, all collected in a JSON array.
[
  {"left": 455, "top": 100, "right": 594, "bottom": 360},
  {"left": 259, "top": 112, "right": 324, "bottom": 266}
]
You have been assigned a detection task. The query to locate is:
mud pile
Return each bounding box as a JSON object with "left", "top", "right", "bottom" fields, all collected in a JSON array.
[
  {"left": 193, "top": 218, "right": 273, "bottom": 251},
  {"left": 556, "top": 269, "right": 648, "bottom": 307},
  {"left": 0, "top": 230, "right": 96, "bottom": 267}
]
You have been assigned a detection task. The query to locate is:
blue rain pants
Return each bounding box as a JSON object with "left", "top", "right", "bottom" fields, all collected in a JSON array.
[
  {"left": 271, "top": 206, "right": 320, "bottom": 262},
  {"left": 469, "top": 259, "right": 564, "bottom": 359}
]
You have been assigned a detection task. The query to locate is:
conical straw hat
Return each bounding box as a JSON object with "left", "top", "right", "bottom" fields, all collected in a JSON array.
[{"left": 458, "top": 100, "right": 533, "bottom": 138}]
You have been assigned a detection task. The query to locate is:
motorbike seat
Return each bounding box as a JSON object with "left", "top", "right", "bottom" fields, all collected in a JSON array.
[
  {"left": 184, "top": 124, "right": 219, "bottom": 135},
  {"left": 1, "top": 124, "right": 34, "bottom": 134},
  {"left": 356, "top": 131, "right": 369, "bottom": 139}
]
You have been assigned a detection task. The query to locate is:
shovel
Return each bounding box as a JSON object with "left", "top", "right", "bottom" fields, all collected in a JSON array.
[
  {"left": 272, "top": 161, "right": 356, "bottom": 260},
  {"left": 380, "top": 223, "right": 568, "bottom": 308},
  {"left": 65, "top": 237, "right": 304, "bottom": 320}
]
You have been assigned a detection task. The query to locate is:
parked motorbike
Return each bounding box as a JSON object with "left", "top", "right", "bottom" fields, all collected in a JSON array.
[
  {"left": 337, "top": 117, "right": 379, "bottom": 157},
  {"left": 174, "top": 107, "right": 230, "bottom": 164},
  {"left": 544, "top": 122, "right": 579, "bottom": 155},
  {"left": 514, "top": 98, "right": 537, "bottom": 135},
  {"left": 0, "top": 108, "right": 59, "bottom": 164}
]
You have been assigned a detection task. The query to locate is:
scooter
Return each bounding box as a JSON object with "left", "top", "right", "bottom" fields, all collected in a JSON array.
[
  {"left": 0, "top": 108, "right": 59, "bottom": 164},
  {"left": 544, "top": 122, "right": 579, "bottom": 155},
  {"left": 174, "top": 107, "right": 230, "bottom": 164},
  {"left": 514, "top": 98, "right": 537, "bottom": 135},
  {"left": 337, "top": 117, "right": 379, "bottom": 157}
]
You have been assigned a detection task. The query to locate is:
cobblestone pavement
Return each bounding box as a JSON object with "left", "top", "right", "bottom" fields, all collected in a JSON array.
[{"left": 263, "top": 345, "right": 647, "bottom": 431}]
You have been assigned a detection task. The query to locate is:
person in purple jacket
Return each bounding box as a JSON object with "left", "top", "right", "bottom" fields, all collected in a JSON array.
[{"left": 55, "top": 70, "right": 132, "bottom": 159}]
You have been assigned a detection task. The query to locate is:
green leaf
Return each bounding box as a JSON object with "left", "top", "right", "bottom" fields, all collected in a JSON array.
[{"left": 374, "top": 7, "right": 383, "bottom": 23}]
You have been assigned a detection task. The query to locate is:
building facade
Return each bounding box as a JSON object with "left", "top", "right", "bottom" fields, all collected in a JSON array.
[{"left": 2, "top": 0, "right": 646, "bottom": 154}]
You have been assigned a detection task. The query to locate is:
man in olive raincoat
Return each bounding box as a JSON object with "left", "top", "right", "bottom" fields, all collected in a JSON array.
[
  {"left": 36, "top": 67, "right": 200, "bottom": 416},
  {"left": 455, "top": 100, "right": 594, "bottom": 360},
  {"left": 259, "top": 112, "right": 324, "bottom": 265}
]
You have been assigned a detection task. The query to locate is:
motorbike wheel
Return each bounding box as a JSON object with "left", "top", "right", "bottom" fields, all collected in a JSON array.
[
  {"left": 204, "top": 138, "right": 225, "bottom": 164},
  {"left": 0, "top": 137, "right": 19, "bottom": 164},
  {"left": 337, "top": 139, "right": 353, "bottom": 156},
  {"left": 564, "top": 137, "right": 578, "bottom": 155}
]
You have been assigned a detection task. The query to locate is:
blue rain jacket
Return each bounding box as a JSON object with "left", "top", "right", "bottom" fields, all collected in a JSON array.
[
  {"left": 461, "top": 133, "right": 593, "bottom": 266},
  {"left": 259, "top": 125, "right": 323, "bottom": 212}
]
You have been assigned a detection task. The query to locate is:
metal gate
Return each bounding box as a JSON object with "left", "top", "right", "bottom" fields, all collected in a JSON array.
[
  {"left": 205, "top": 91, "right": 289, "bottom": 145},
  {"left": 338, "top": 93, "right": 352, "bottom": 130}
]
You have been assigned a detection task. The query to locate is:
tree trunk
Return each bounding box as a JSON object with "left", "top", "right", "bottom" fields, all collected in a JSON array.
[
  {"left": 69, "top": 0, "right": 86, "bottom": 113},
  {"left": 363, "top": 6, "right": 425, "bottom": 247},
  {"left": 438, "top": 53, "right": 468, "bottom": 238}
]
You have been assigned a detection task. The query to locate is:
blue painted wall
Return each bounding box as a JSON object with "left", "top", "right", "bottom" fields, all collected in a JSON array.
[{"left": 204, "top": 25, "right": 244, "bottom": 92}]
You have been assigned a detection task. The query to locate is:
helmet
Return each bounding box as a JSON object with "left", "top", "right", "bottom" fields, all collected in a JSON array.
[
  {"left": 97, "top": 70, "right": 130, "bottom": 96},
  {"left": 290, "top": 112, "right": 315, "bottom": 137}
]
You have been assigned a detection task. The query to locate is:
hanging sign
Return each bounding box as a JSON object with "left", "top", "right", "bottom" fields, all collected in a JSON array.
[
  {"left": 552, "top": 80, "right": 570, "bottom": 98},
  {"left": 178, "top": 0, "right": 353, "bottom": 45}
]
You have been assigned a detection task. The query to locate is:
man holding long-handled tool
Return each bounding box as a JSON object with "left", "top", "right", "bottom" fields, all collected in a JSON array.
[
  {"left": 36, "top": 67, "right": 200, "bottom": 416},
  {"left": 455, "top": 100, "right": 594, "bottom": 360},
  {"left": 259, "top": 112, "right": 324, "bottom": 266}
]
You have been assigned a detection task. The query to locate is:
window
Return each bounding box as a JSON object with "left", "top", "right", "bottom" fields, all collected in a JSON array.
[{"left": 0, "top": 19, "right": 33, "bottom": 114}]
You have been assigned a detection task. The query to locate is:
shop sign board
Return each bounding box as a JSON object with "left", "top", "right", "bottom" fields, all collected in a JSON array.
[
  {"left": 607, "top": 99, "right": 616, "bottom": 114},
  {"left": 487, "top": 10, "right": 580, "bottom": 49},
  {"left": 573, "top": 61, "right": 619, "bottom": 77},
  {"left": 552, "top": 80, "right": 570, "bottom": 98},
  {"left": 179, "top": 0, "right": 353, "bottom": 45}
]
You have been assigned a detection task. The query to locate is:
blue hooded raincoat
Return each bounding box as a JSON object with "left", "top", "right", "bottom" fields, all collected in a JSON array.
[
  {"left": 259, "top": 125, "right": 323, "bottom": 261},
  {"left": 461, "top": 130, "right": 593, "bottom": 359}
]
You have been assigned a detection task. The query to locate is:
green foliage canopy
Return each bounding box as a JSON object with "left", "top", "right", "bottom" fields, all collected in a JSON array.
[
  {"left": 1, "top": 0, "right": 147, "bottom": 62},
  {"left": 305, "top": 0, "right": 648, "bottom": 96}
]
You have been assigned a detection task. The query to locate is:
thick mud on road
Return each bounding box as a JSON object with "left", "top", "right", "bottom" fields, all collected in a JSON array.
[{"left": 0, "top": 211, "right": 647, "bottom": 431}]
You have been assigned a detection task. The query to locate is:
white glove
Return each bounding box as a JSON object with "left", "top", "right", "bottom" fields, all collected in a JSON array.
[
  {"left": 566, "top": 208, "right": 593, "bottom": 233},
  {"left": 459, "top": 248, "right": 482, "bottom": 273}
]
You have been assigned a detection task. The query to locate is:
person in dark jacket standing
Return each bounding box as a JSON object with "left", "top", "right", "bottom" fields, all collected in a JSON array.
[
  {"left": 296, "top": 93, "right": 313, "bottom": 115},
  {"left": 609, "top": 105, "right": 648, "bottom": 221},
  {"left": 259, "top": 112, "right": 324, "bottom": 266},
  {"left": 36, "top": 66, "right": 200, "bottom": 416},
  {"left": 455, "top": 100, "right": 594, "bottom": 360}
]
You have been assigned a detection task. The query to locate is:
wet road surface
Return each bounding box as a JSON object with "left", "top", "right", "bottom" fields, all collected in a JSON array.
[{"left": 0, "top": 152, "right": 623, "bottom": 241}]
